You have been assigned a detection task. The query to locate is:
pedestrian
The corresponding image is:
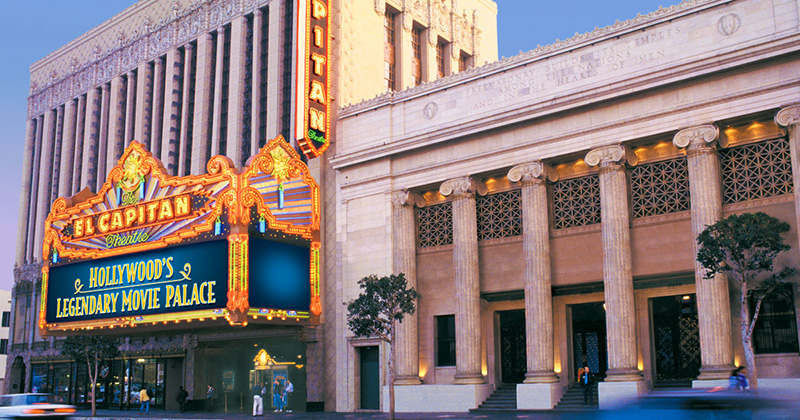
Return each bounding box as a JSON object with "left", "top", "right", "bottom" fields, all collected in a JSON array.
[
  {"left": 578, "top": 364, "right": 594, "bottom": 405},
  {"left": 272, "top": 378, "right": 284, "bottom": 412},
  {"left": 139, "top": 385, "right": 150, "bottom": 414},
  {"left": 206, "top": 384, "right": 215, "bottom": 412},
  {"left": 176, "top": 386, "right": 188, "bottom": 413},
  {"left": 252, "top": 381, "right": 263, "bottom": 416},
  {"left": 284, "top": 379, "right": 294, "bottom": 412},
  {"left": 729, "top": 366, "right": 749, "bottom": 391}
]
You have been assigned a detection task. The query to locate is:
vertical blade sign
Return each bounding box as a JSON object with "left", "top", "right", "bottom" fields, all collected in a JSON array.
[{"left": 295, "top": 0, "right": 330, "bottom": 159}]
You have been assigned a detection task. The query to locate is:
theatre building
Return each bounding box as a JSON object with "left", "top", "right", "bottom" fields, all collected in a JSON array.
[
  {"left": 333, "top": 0, "right": 800, "bottom": 411},
  {"left": 8, "top": 0, "right": 496, "bottom": 412}
]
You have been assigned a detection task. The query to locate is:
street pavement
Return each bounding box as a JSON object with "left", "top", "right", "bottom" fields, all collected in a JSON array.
[{"left": 69, "top": 408, "right": 596, "bottom": 420}]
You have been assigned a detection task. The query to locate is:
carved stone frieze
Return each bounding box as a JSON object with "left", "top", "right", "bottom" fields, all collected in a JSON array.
[
  {"left": 673, "top": 124, "right": 719, "bottom": 149},
  {"left": 439, "top": 176, "right": 487, "bottom": 198},
  {"left": 508, "top": 161, "right": 558, "bottom": 184},
  {"left": 585, "top": 144, "right": 637, "bottom": 168},
  {"left": 775, "top": 104, "right": 800, "bottom": 127},
  {"left": 14, "top": 261, "right": 42, "bottom": 285}
]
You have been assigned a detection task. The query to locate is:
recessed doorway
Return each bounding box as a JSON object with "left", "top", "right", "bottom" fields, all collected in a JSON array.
[
  {"left": 498, "top": 309, "right": 526, "bottom": 384},
  {"left": 571, "top": 302, "right": 607, "bottom": 381}
]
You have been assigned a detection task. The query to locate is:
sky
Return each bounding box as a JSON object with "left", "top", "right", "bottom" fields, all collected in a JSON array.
[{"left": 0, "top": 0, "right": 675, "bottom": 292}]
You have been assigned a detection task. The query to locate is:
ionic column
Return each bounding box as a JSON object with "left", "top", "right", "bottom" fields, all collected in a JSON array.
[
  {"left": 58, "top": 99, "right": 77, "bottom": 198},
  {"left": 585, "top": 145, "right": 641, "bottom": 382},
  {"left": 226, "top": 16, "right": 247, "bottom": 167},
  {"left": 161, "top": 48, "right": 181, "bottom": 173},
  {"left": 192, "top": 33, "right": 214, "bottom": 174},
  {"left": 178, "top": 43, "right": 195, "bottom": 176},
  {"left": 391, "top": 190, "right": 425, "bottom": 385},
  {"left": 151, "top": 57, "right": 165, "bottom": 156},
  {"left": 125, "top": 71, "right": 136, "bottom": 144},
  {"left": 33, "top": 109, "right": 57, "bottom": 261},
  {"left": 250, "top": 9, "right": 264, "bottom": 156},
  {"left": 674, "top": 125, "right": 735, "bottom": 380},
  {"left": 776, "top": 105, "right": 800, "bottom": 248},
  {"left": 97, "top": 83, "right": 111, "bottom": 189},
  {"left": 508, "top": 162, "right": 559, "bottom": 383},
  {"left": 15, "top": 118, "right": 38, "bottom": 265},
  {"left": 439, "top": 177, "right": 487, "bottom": 384},
  {"left": 211, "top": 27, "right": 225, "bottom": 156},
  {"left": 134, "top": 61, "right": 153, "bottom": 147}
]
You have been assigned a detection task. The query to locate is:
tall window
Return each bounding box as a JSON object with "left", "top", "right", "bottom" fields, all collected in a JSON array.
[
  {"left": 436, "top": 40, "right": 446, "bottom": 78},
  {"left": 751, "top": 286, "right": 799, "bottom": 354},
  {"left": 412, "top": 27, "right": 422, "bottom": 86},
  {"left": 436, "top": 315, "right": 456, "bottom": 366},
  {"left": 0, "top": 339, "right": 7, "bottom": 355},
  {"left": 384, "top": 12, "right": 397, "bottom": 91},
  {"left": 459, "top": 52, "right": 472, "bottom": 72},
  {"left": 1, "top": 311, "right": 9, "bottom": 327}
]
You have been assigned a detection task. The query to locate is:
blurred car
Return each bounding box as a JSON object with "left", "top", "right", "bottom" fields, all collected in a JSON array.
[
  {"left": 599, "top": 388, "right": 797, "bottom": 420},
  {"left": 0, "top": 394, "right": 76, "bottom": 419}
]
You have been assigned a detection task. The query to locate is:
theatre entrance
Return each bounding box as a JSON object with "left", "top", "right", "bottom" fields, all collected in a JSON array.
[
  {"left": 498, "top": 309, "right": 526, "bottom": 384},
  {"left": 571, "top": 302, "right": 607, "bottom": 381},
  {"left": 651, "top": 294, "right": 700, "bottom": 386}
]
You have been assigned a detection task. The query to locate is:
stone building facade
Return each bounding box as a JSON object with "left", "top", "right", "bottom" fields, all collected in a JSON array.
[
  {"left": 334, "top": 0, "right": 800, "bottom": 411},
  {"left": 10, "top": 0, "right": 497, "bottom": 412}
]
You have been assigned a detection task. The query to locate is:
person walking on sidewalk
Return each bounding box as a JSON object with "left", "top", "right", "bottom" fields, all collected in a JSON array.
[
  {"left": 252, "top": 382, "right": 263, "bottom": 416},
  {"left": 176, "top": 386, "right": 188, "bottom": 413},
  {"left": 206, "top": 384, "right": 215, "bottom": 412},
  {"left": 139, "top": 385, "right": 150, "bottom": 414}
]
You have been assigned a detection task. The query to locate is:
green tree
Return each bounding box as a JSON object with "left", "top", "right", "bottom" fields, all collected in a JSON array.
[
  {"left": 346, "top": 273, "right": 420, "bottom": 420},
  {"left": 696, "top": 212, "right": 795, "bottom": 390},
  {"left": 61, "top": 336, "right": 120, "bottom": 417}
]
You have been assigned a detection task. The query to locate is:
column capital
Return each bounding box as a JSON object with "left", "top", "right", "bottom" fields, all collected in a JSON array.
[
  {"left": 585, "top": 144, "right": 637, "bottom": 168},
  {"left": 254, "top": 8, "right": 262, "bottom": 17},
  {"left": 185, "top": 42, "right": 195, "bottom": 52},
  {"left": 155, "top": 56, "right": 164, "bottom": 65},
  {"left": 673, "top": 124, "right": 719, "bottom": 149},
  {"left": 391, "top": 190, "right": 425, "bottom": 208},
  {"left": 508, "top": 161, "right": 558, "bottom": 184},
  {"left": 776, "top": 104, "right": 800, "bottom": 128},
  {"left": 101, "top": 83, "right": 110, "bottom": 92},
  {"left": 439, "top": 177, "right": 487, "bottom": 198}
]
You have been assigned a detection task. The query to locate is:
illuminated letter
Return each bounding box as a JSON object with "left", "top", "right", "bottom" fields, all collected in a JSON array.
[
  {"left": 158, "top": 199, "right": 174, "bottom": 221},
  {"left": 85, "top": 217, "right": 95, "bottom": 235},
  {"left": 122, "top": 290, "right": 132, "bottom": 311},
  {"left": 309, "top": 81, "right": 326, "bottom": 103},
  {"left": 199, "top": 282, "right": 208, "bottom": 304},
  {"left": 313, "top": 26, "right": 324, "bottom": 48},
  {"left": 311, "top": 0, "right": 327, "bottom": 19},
  {"left": 154, "top": 259, "right": 163, "bottom": 280},
  {"left": 165, "top": 257, "right": 174, "bottom": 279},
  {"left": 207, "top": 281, "right": 216, "bottom": 304},
  {"left": 190, "top": 284, "right": 201, "bottom": 306},
  {"left": 311, "top": 53, "right": 326, "bottom": 76},
  {"left": 124, "top": 207, "right": 138, "bottom": 227},
  {"left": 90, "top": 267, "right": 99, "bottom": 289},
  {"left": 74, "top": 218, "right": 84, "bottom": 238},
  {"left": 174, "top": 195, "right": 191, "bottom": 217},
  {"left": 110, "top": 210, "right": 124, "bottom": 231},
  {"left": 98, "top": 213, "right": 111, "bottom": 233},
  {"left": 166, "top": 285, "right": 174, "bottom": 308},
  {"left": 146, "top": 201, "right": 159, "bottom": 222},
  {"left": 309, "top": 109, "right": 326, "bottom": 132},
  {"left": 137, "top": 204, "right": 146, "bottom": 224}
]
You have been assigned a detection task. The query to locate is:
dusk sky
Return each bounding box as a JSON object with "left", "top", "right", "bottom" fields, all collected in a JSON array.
[{"left": 0, "top": 0, "right": 673, "bottom": 292}]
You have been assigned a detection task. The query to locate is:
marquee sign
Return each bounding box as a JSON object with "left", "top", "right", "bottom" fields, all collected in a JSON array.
[
  {"left": 40, "top": 136, "right": 321, "bottom": 335},
  {"left": 295, "top": 0, "right": 331, "bottom": 159}
]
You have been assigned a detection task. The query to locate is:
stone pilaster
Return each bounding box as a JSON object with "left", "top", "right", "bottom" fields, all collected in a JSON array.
[
  {"left": 585, "top": 145, "right": 642, "bottom": 382},
  {"left": 266, "top": 0, "right": 285, "bottom": 140},
  {"left": 107, "top": 75, "right": 125, "bottom": 174},
  {"left": 391, "top": 190, "right": 425, "bottom": 385},
  {"left": 250, "top": 9, "right": 263, "bottom": 157},
  {"left": 192, "top": 33, "right": 214, "bottom": 174},
  {"left": 674, "top": 125, "right": 735, "bottom": 381},
  {"left": 508, "top": 162, "right": 559, "bottom": 384},
  {"left": 178, "top": 44, "right": 195, "bottom": 177},
  {"left": 135, "top": 60, "right": 153, "bottom": 147},
  {"left": 58, "top": 99, "right": 77, "bottom": 198},
  {"left": 33, "top": 109, "right": 56, "bottom": 261},
  {"left": 27, "top": 116, "right": 43, "bottom": 263},
  {"left": 439, "top": 177, "right": 487, "bottom": 384},
  {"left": 776, "top": 105, "right": 800, "bottom": 248},
  {"left": 97, "top": 83, "right": 110, "bottom": 189},
  {"left": 16, "top": 118, "right": 37, "bottom": 265},
  {"left": 72, "top": 94, "right": 86, "bottom": 193},
  {"left": 227, "top": 16, "right": 247, "bottom": 167},
  {"left": 81, "top": 87, "right": 100, "bottom": 190},
  {"left": 151, "top": 57, "right": 165, "bottom": 156},
  {"left": 125, "top": 71, "right": 136, "bottom": 144},
  {"left": 211, "top": 27, "right": 225, "bottom": 156},
  {"left": 161, "top": 48, "right": 181, "bottom": 174},
  {"left": 397, "top": 14, "right": 415, "bottom": 90}
]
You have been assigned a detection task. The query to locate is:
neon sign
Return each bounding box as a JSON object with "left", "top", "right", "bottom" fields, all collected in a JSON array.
[
  {"left": 40, "top": 136, "right": 322, "bottom": 335},
  {"left": 295, "top": 0, "right": 331, "bottom": 159}
]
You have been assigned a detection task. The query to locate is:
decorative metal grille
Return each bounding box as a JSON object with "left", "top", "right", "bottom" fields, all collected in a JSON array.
[
  {"left": 476, "top": 190, "right": 522, "bottom": 241},
  {"left": 417, "top": 202, "right": 453, "bottom": 248},
  {"left": 552, "top": 175, "right": 601, "bottom": 229},
  {"left": 720, "top": 137, "right": 793, "bottom": 204},
  {"left": 630, "top": 158, "right": 690, "bottom": 218}
]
